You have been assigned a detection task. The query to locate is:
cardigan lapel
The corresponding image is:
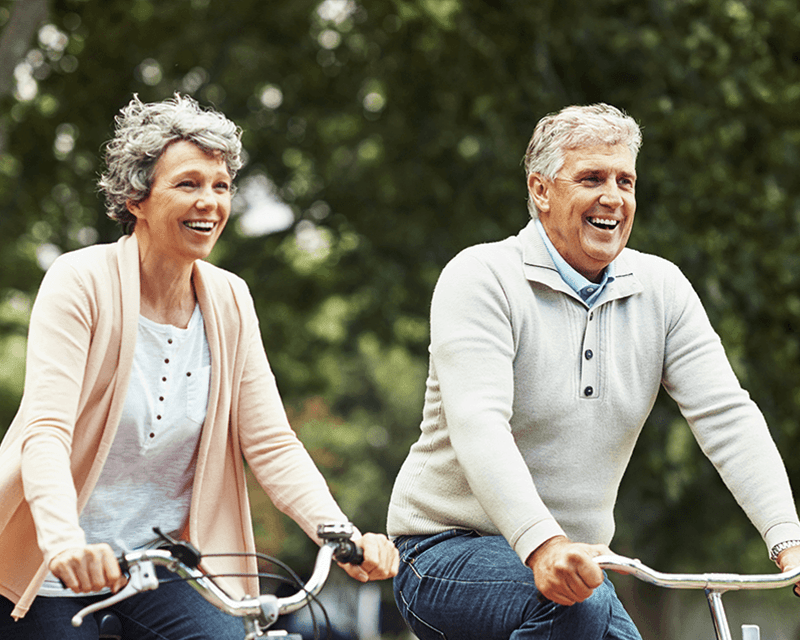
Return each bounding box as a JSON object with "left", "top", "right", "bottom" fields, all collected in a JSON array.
[
  {"left": 76, "top": 234, "right": 141, "bottom": 508},
  {"left": 188, "top": 261, "right": 222, "bottom": 507}
]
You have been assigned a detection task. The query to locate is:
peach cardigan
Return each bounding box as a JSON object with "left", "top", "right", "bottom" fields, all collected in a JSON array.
[{"left": 0, "top": 234, "right": 348, "bottom": 619}]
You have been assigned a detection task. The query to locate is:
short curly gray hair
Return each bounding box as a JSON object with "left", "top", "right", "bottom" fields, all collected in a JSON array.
[
  {"left": 98, "top": 93, "right": 244, "bottom": 233},
  {"left": 523, "top": 103, "right": 642, "bottom": 218}
]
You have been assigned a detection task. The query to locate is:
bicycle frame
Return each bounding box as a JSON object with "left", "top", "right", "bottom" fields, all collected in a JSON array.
[
  {"left": 595, "top": 554, "right": 800, "bottom": 640},
  {"left": 71, "top": 523, "right": 363, "bottom": 640}
]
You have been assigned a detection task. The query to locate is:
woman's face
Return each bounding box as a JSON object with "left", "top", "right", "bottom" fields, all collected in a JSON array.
[{"left": 128, "top": 140, "right": 232, "bottom": 265}]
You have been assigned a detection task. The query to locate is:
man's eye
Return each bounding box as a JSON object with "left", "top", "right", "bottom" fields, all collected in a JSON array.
[{"left": 582, "top": 176, "right": 601, "bottom": 185}]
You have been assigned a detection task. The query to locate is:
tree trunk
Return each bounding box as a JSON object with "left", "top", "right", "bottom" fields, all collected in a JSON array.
[{"left": 0, "top": 0, "right": 50, "bottom": 152}]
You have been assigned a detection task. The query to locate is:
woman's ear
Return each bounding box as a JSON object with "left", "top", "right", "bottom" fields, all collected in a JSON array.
[
  {"left": 126, "top": 199, "right": 140, "bottom": 217},
  {"left": 527, "top": 173, "right": 551, "bottom": 214}
]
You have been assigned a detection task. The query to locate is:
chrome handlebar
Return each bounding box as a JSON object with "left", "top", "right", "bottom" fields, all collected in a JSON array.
[
  {"left": 71, "top": 523, "right": 363, "bottom": 639},
  {"left": 595, "top": 553, "right": 800, "bottom": 592}
]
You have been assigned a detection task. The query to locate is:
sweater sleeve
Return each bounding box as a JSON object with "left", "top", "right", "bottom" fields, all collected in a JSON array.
[
  {"left": 19, "top": 260, "right": 92, "bottom": 564},
  {"left": 662, "top": 266, "right": 800, "bottom": 552},
  {"left": 235, "top": 294, "right": 350, "bottom": 545},
  {"left": 430, "top": 253, "right": 565, "bottom": 563}
]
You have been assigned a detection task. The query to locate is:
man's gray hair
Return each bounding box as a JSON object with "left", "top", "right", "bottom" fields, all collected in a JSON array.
[
  {"left": 523, "top": 103, "right": 642, "bottom": 218},
  {"left": 98, "top": 93, "right": 243, "bottom": 233}
]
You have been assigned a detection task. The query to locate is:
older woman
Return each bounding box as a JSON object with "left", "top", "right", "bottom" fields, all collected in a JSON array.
[{"left": 0, "top": 94, "right": 398, "bottom": 639}]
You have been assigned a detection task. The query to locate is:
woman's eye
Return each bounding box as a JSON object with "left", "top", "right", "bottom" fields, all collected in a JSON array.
[{"left": 215, "top": 182, "right": 230, "bottom": 191}]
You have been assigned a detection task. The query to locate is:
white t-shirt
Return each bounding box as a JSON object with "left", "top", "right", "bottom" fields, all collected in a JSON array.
[{"left": 40, "top": 304, "right": 210, "bottom": 596}]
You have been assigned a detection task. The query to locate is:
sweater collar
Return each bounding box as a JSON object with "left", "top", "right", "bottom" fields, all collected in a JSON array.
[{"left": 519, "top": 219, "right": 643, "bottom": 306}]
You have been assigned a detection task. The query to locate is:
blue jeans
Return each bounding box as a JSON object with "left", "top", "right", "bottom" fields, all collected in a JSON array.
[
  {"left": 394, "top": 530, "right": 642, "bottom": 640},
  {"left": 0, "top": 567, "right": 245, "bottom": 639}
]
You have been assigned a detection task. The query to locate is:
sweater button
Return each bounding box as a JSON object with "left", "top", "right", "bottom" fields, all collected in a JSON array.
[
  {"left": 584, "top": 386, "right": 594, "bottom": 397},
  {"left": 584, "top": 349, "right": 593, "bottom": 360}
]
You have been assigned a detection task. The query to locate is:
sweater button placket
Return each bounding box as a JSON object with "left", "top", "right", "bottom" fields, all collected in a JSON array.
[{"left": 580, "top": 309, "right": 599, "bottom": 399}]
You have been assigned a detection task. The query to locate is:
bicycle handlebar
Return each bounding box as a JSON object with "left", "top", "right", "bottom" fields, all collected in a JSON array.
[
  {"left": 70, "top": 523, "right": 364, "bottom": 637},
  {"left": 595, "top": 554, "right": 800, "bottom": 592}
]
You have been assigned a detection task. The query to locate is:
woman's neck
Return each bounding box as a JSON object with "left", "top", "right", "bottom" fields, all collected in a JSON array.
[{"left": 138, "top": 246, "right": 197, "bottom": 328}]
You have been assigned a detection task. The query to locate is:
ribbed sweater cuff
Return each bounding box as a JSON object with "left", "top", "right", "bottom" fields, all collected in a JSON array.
[
  {"left": 513, "top": 519, "right": 566, "bottom": 566},
  {"left": 764, "top": 522, "right": 800, "bottom": 556}
]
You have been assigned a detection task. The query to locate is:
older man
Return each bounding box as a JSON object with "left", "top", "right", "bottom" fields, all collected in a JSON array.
[{"left": 387, "top": 104, "right": 800, "bottom": 639}]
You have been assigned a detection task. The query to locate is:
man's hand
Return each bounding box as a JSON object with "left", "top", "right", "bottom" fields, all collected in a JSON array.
[
  {"left": 49, "top": 543, "right": 127, "bottom": 594},
  {"left": 338, "top": 532, "right": 399, "bottom": 583},
  {"left": 526, "top": 536, "right": 611, "bottom": 606},
  {"left": 776, "top": 545, "right": 800, "bottom": 597}
]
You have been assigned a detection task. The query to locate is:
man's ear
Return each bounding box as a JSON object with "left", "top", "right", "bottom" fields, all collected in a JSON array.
[{"left": 527, "top": 173, "right": 551, "bottom": 214}]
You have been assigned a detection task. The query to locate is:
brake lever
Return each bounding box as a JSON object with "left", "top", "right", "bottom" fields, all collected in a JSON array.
[{"left": 71, "top": 559, "right": 160, "bottom": 627}]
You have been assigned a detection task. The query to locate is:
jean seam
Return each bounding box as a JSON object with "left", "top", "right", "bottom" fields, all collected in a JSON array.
[{"left": 398, "top": 588, "right": 446, "bottom": 640}]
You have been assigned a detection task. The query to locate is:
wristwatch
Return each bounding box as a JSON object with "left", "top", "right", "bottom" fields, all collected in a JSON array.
[{"left": 769, "top": 540, "right": 800, "bottom": 563}]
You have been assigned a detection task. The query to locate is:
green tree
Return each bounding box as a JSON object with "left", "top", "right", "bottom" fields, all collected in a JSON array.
[{"left": 3, "top": 1, "right": 800, "bottom": 634}]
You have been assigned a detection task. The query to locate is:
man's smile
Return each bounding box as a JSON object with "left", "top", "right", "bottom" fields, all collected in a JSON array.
[{"left": 586, "top": 217, "right": 620, "bottom": 230}]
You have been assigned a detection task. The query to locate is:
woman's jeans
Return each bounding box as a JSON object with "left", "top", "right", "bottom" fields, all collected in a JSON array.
[
  {"left": 0, "top": 566, "right": 245, "bottom": 639},
  {"left": 394, "top": 530, "right": 643, "bottom": 640}
]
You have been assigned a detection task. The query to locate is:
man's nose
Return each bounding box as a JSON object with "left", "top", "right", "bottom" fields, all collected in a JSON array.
[{"left": 598, "top": 180, "right": 623, "bottom": 208}]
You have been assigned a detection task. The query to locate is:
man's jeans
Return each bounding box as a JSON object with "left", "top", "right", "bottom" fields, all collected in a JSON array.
[
  {"left": 394, "top": 529, "right": 642, "bottom": 640},
  {"left": 0, "top": 567, "right": 245, "bottom": 639}
]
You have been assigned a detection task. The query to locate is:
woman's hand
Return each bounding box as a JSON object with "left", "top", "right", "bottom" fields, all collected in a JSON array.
[
  {"left": 49, "top": 543, "right": 127, "bottom": 594},
  {"left": 338, "top": 532, "right": 399, "bottom": 583}
]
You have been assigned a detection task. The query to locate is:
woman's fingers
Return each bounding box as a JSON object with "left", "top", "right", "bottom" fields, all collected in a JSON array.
[{"left": 49, "top": 543, "right": 124, "bottom": 593}]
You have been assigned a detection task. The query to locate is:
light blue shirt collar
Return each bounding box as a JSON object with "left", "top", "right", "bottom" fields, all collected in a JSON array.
[{"left": 534, "top": 218, "right": 615, "bottom": 307}]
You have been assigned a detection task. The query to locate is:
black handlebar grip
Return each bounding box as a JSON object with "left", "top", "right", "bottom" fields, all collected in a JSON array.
[
  {"left": 333, "top": 540, "right": 364, "bottom": 565},
  {"left": 117, "top": 554, "right": 130, "bottom": 576}
]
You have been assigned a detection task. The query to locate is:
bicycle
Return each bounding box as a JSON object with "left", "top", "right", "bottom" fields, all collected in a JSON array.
[
  {"left": 71, "top": 522, "right": 364, "bottom": 640},
  {"left": 595, "top": 553, "right": 800, "bottom": 640}
]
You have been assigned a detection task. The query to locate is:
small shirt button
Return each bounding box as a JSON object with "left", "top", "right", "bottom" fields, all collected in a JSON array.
[
  {"left": 584, "top": 386, "right": 594, "bottom": 397},
  {"left": 585, "top": 349, "right": 593, "bottom": 360}
]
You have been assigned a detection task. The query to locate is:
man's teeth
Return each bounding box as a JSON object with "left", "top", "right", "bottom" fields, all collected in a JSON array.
[
  {"left": 184, "top": 221, "right": 215, "bottom": 231},
  {"left": 588, "top": 217, "right": 619, "bottom": 229}
]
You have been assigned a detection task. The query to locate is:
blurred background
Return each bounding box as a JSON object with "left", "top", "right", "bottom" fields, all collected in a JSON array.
[{"left": 2, "top": 0, "right": 800, "bottom": 637}]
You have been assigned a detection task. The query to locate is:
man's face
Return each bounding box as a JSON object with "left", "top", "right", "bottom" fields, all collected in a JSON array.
[{"left": 528, "top": 143, "right": 637, "bottom": 282}]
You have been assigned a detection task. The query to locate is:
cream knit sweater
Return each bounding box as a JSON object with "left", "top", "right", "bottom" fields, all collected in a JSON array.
[{"left": 388, "top": 220, "right": 800, "bottom": 564}]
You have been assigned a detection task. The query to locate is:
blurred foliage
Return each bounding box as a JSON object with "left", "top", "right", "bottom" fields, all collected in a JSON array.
[{"left": 2, "top": 0, "right": 800, "bottom": 587}]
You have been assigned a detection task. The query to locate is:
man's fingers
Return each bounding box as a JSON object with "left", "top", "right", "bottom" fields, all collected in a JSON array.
[{"left": 340, "top": 532, "right": 399, "bottom": 582}]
